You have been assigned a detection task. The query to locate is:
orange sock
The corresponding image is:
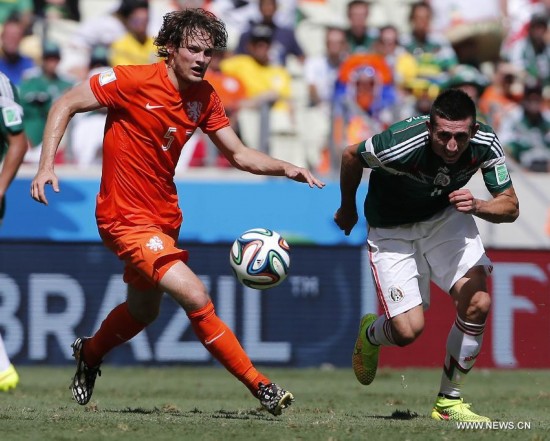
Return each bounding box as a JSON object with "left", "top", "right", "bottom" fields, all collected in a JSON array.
[
  {"left": 188, "top": 301, "right": 270, "bottom": 395},
  {"left": 83, "top": 302, "right": 147, "bottom": 366}
]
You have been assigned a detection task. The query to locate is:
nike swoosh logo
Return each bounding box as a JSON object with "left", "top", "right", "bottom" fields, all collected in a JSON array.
[
  {"left": 204, "top": 330, "right": 226, "bottom": 345},
  {"left": 145, "top": 102, "right": 164, "bottom": 110}
]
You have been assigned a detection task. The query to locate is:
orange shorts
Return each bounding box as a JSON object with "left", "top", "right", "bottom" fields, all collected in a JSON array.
[{"left": 98, "top": 221, "right": 189, "bottom": 291}]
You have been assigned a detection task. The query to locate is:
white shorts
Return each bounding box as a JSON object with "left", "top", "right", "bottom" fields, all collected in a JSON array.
[{"left": 367, "top": 206, "right": 492, "bottom": 318}]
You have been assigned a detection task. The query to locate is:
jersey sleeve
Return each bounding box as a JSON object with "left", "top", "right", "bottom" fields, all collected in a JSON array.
[
  {"left": 0, "top": 76, "right": 24, "bottom": 134},
  {"left": 481, "top": 156, "right": 513, "bottom": 194},
  {"left": 479, "top": 133, "right": 513, "bottom": 194},
  {"left": 90, "top": 66, "right": 136, "bottom": 108},
  {"left": 198, "top": 86, "right": 230, "bottom": 133},
  {"left": 356, "top": 130, "right": 390, "bottom": 169}
]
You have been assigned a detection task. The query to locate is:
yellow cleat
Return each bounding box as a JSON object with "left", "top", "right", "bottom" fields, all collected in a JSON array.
[
  {"left": 0, "top": 364, "right": 19, "bottom": 391},
  {"left": 431, "top": 396, "right": 491, "bottom": 422},
  {"left": 352, "top": 313, "right": 379, "bottom": 385}
]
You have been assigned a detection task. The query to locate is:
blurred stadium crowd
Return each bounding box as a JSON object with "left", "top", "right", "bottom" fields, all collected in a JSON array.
[{"left": 2, "top": 0, "right": 549, "bottom": 174}]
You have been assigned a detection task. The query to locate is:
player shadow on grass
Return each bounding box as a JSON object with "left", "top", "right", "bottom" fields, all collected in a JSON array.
[
  {"left": 104, "top": 407, "right": 275, "bottom": 421},
  {"left": 367, "top": 409, "right": 420, "bottom": 420}
]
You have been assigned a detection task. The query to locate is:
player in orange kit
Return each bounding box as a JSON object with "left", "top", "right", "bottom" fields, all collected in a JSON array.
[{"left": 30, "top": 9, "right": 324, "bottom": 415}]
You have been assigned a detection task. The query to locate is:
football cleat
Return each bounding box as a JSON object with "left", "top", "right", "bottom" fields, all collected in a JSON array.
[
  {"left": 257, "top": 382, "right": 294, "bottom": 416},
  {"left": 431, "top": 396, "right": 491, "bottom": 422},
  {"left": 352, "top": 313, "right": 380, "bottom": 385},
  {"left": 70, "top": 337, "right": 102, "bottom": 405},
  {"left": 0, "top": 364, "right": 19, "bottom": 391}
]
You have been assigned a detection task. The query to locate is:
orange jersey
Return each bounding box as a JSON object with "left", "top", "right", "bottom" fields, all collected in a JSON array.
[{"left": 90, "top": 61, "right": 230, "bottom": 228}]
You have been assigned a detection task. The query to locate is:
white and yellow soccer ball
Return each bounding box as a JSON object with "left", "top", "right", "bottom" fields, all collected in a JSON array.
[{"left": 229, "top": 228, "right": 290, "bottom": 290}]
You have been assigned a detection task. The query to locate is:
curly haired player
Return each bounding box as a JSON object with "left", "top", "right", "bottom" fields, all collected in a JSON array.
[{"left": 31, "top": 8, "right": 324, "bottom": 415}]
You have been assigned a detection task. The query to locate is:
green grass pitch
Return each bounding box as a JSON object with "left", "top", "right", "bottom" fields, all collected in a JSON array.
[{"left": 1, "top": 366, "right": 549, "bottom": 441}]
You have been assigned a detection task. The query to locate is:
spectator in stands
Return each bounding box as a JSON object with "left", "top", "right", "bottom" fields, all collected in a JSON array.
[
  {"left": 504, "top": 12, "right": 550, "bottom": 87},
  {"left": 220, "top": 24, "right": 293, "bottom": 118},
  {"left": 204, "top": 49, "right": 246, "bottom": 135},
  {"left": 499, "top": 81, "right": 550, "bottom": 172},
  {"left": 304, "top": 26, "right": 348, "bottom": 108},
  {"left": 302, "top": 26, "right": 348, "bottom": 172},
  {"left": 234, "top": 0, "right": 304, "bottom": 66},
  {"left": 20, "top": 40, "right": 73, "bottom": 163},
  {"left": 344, "top": 0, "right": 378, "bottom": 53},
  {"left": 479, "top": 60, "right": 522, "bottom": 131},
  {"left": 335, "top": 65, "right": 386, "bottom": 146},
  {"left": 0, "top": 1, "right": 33, "bottom": 33},
  {"left": 443, "top": 64, "right": 490, "bottom": 121},
  {"left": 35, "top": 0, "right": 80, "bottom": 21},
  {"left": 87, "top": 45, "right": 111, "bottom": 75},
  {"left": 69, "top": 45, "right": 110, "bottom": 168},
  {"left": 72, "top": 0, "right": 134, "bottom": 49},
  {"left": 69, "top": 0, "right": 148, "bottom": 79},
  {"left": 0, "top": 15, "right": 35, "bottom": 85},
  {"left": 398, "top": 75, "right": 440, "bottom": 121},
  {"left": 370, "top": 24, "right": 418, "bottom": 91},
  {"left": 149, "top": 0, "right": 211, "bottom": 36},
  {"left": 208, "top": 0, "right": 257, "bottom": 43},
  {"left": 332, "top": 55, "right": 396, "bottom": 152},
  {"left": 401, "top": 1, "right": 458, "bottom": 85},
  {"left": 109, "top": 0, "right": 157, "bottom": 66},
  {"left": 430, "top": 0, "right": 506, "bottom": 66}
]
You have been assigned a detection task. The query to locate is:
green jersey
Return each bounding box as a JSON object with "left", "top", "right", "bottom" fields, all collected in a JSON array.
[
  {"left": 0, "top": 72, "right": 25, "bottom": 162},
  {"left": 357, "top": 115, "right": 512, "bottom": 227},
  {"left": 401, "top": 33, "right": 458, "bottom": 74},
  {"left": 19, "top": 70, "right": 73, "bottom": 146}
]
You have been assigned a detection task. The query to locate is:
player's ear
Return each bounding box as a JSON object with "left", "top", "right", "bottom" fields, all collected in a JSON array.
[{"left": 426, "top": 120, "right": 432, "bottom": 135}]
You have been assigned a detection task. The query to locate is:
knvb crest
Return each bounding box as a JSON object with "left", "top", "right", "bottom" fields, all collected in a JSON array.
[
  {"left": 146, "top": 236, "right": 164, "bottom": 253},
  {"left": 186, "top": 101, "right": 202, "bottom": 123}
]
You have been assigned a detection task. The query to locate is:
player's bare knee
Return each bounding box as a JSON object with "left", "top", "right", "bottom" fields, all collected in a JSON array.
[
  {"left": 391, "top": 320, "right": 424, "bottom": 347},
  {"left": 466, "top": 291, "right": 491, "bottom": 321},
  {"left": 394, "top": 326, "right": 424, "bottom": 347},
  {"left": 173, "top": 285, "right": 211, "bottom": 312}
]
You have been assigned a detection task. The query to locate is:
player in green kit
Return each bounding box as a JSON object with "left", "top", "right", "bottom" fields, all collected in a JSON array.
[
  {"left": 335, "top": 89, "right": 519, "bottom": 422},
  {"left": 0, "top": 70, "right": 28, "bottom": 391}
]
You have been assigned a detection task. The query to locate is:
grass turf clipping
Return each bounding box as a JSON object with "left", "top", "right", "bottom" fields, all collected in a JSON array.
[{"left": 1, "top": 366, "right": 548, "bottom": 441}]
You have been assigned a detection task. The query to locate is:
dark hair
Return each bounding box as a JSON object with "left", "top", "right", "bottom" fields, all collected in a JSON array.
[
  {"left": 117, "top": 0, "right": 149, "bottom": 19},
  {"left": 155, "top": 9, "right": 228, "bottom": 58},
  {"left": 523, "top": 79, "right": 543, "bottom": 97},
  {"left": 347, "top": 0, "right": 370, "bottom": 13},
  {"left": 430, "top": 89, "right": 476, "bottom": 126},
  {"left": 249, "top": 24, "right": 273, "bottom": 43},
  {"left": 409, "top": 1, "right": 432, "bottom": 21}
]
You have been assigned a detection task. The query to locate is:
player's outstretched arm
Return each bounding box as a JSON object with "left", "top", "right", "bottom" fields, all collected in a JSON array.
[
  {"left": 334, "top": 143, "right": 364, "bottom": 235},
  {"left": 209, "top": 126, "right": 325, "bottom": 188},
  {"left": 31, "top": 81, "right": 103, "bottom": 205}
]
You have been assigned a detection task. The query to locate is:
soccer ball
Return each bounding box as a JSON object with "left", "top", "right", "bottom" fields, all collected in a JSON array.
[{"left": 229, "top": 228, "right": 290, "bottom": 290}]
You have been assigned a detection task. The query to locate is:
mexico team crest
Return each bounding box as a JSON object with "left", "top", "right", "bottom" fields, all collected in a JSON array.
[
  {"left": 389, "top": 286, "right": 404, "bottom": 302},
  {"left": 434, "top": 172, "right": 451, "bottom": 187}
]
